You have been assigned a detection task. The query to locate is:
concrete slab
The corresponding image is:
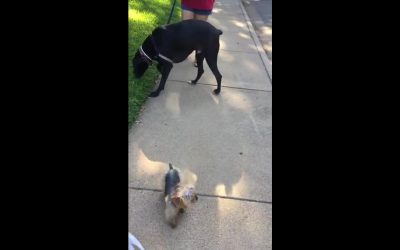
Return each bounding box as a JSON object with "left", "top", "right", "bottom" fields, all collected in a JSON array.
[
  {"left": 129, "top": 189, "right": 272, "bottom": 250},
  {"left": 241, "top": 0, "right": 272, "bottom": 61},
  {"left": 213, "top": 1, "right": 243, "bottom": 14},
  {"left": 239, "top": 0, "right": 272, "bottom": 79},
  {"left": 129, "top": 82, "right": 272, "bottom": 202},
  {"left": 208, "top": 13, "right": 249, "bottom": 34},
  {"left": 220, "top": 30, "right": 258, "bottom": 53},
  {"left": 242, "top": 0, "right": 272, "bottom": 26},
  {"left": 214, "top": 0, "right": 241, "bottom": 5},
  {"left": 168, "top": 50, "right": 271, "bottom": 91}
]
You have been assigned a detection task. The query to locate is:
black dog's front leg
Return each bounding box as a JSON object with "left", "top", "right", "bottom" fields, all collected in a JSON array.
[{"left": 149, "top": 62, "right": 173, "bottom": 97}]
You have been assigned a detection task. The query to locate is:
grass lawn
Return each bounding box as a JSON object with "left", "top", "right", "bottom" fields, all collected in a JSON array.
[{"left": 129, "top": 0, "right": 181, "bottom": 128}]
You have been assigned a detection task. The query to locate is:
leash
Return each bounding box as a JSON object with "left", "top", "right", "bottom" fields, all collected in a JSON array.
[
  {"left": 162, "top": 0, "right": 177, "bottom": 62},
  {"left": 138, "top": 1, "right": 176, "bottom": 67},
  {"left": 166, "top": 0, "right": 177, "bottom": 24}
]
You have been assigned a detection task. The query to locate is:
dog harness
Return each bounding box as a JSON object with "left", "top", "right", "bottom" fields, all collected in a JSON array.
[
  {"left": 139, "top": 46, "right": 153, "bottom": 64},
  {"left": 182, "top": 187, "right": 194, "bottom": 200},
  {"left": 158, "top": 53, "right": 174, "bottom": 64},
  {"left": 139, "top": 36, "right": 174, "bottom": 65}
]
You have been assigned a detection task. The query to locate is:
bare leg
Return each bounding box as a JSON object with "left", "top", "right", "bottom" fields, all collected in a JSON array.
[
  {"left": 181, "top": 10, "right": 196, "bottom": 65},
  {"left": 193, "top": 14, "right": 210, "bottom": 67},
  {"left": 194, "top": 14, "right": 209, "bottom": 21},
  {"left": 182, "top": 10, "right": 194, "bottom": 20}
]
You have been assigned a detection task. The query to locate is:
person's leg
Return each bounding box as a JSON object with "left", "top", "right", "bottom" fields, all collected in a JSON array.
[
  {"left": 194, "top": 14, "right": 209, "bottom": 21},
  {"left": 194, "top": 7, "right": 212, "bottom": 21},
  {"left": 182, "top": 10, "right": 194, "bottom": 20},
  {"left": 181, "top": 5, "right": 196, "bottom": 64},
  {"left": 192, "top": 13, "right": 211, "bottom": 67}
]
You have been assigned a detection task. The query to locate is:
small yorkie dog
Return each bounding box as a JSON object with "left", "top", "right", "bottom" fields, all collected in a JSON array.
[{"left": 164, "top": 163, "right": 198, "bottom": 228}]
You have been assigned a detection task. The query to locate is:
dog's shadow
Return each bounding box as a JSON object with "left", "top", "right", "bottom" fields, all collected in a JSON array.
[{"left": 133, "top": 78, "right": 256, "bottom": 199}]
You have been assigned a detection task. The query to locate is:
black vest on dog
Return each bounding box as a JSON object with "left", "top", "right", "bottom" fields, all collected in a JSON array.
[{"left": 165, "top": 164, "right": 180, "bottom": 196}]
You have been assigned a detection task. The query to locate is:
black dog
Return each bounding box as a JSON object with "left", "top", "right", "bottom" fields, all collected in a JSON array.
[{"left": 132, "top": 19, "right": 223, "bottom": 97}]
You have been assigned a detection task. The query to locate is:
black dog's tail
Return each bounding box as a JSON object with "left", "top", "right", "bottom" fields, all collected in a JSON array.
[{"left": 169, "top": 163, "right": 173, "bottom": 170}]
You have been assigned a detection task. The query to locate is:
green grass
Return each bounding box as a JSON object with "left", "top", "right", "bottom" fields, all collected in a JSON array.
[{"left": 129, "top": 0, "right": 181, "bottom": 128}]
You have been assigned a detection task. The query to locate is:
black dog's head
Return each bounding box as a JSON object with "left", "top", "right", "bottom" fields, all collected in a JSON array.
[
  {"left": 132, "top": 35, "right": 157, "bottom": 79},
  {"left": 132, "top": 50, "right": 150, "bottom": 79}
]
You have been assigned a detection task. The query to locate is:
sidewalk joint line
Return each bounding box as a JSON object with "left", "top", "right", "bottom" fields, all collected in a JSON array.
[{"left": 220, "top": 49, "right": 259, "bottom": 54}]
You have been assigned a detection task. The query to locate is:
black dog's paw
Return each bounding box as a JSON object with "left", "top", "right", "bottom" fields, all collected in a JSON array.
[
  {"left": 189, "top": 80, "right": 197, "bottom": 85},
  {"left": 149, "top": 91, "right": 159, "bottom": 97},
  {"left": 179, "top": 208, "right": 185, "bottom": 213},
  {"left": 213, "top": 89, "right": 221, "bottom": 95}
]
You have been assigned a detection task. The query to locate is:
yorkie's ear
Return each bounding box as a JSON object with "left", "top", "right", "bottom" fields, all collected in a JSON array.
[
  {"left": 175, "top": 196, "right": 188, "bottom": 209},
  {"left": 171, "top": 196, "right": 183, "bottom": 208}
]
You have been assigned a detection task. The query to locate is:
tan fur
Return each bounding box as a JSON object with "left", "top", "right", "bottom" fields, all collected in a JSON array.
[{"left": 164, "top": 165, "right": 198, "bottom": 228}]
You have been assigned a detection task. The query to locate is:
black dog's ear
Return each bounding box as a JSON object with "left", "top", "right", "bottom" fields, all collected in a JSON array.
[
  {"left": 152, "top": 26, "right": 165, "bottom": 44},
  {"left": 132, "top": 50, "right": 141, "bottom": 66},
  {"left": 133, "top": 47, "right": 151, "bottom": 75},
  {"left": 133, "top": 56, "right": 149, "bottom": 79}
]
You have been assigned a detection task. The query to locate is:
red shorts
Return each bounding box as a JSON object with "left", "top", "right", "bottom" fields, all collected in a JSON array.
[{"left": 181, "top": 0, "right": 215, "bottom": 12}]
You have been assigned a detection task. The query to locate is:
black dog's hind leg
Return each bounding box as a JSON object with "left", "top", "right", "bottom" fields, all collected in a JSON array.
[
  {"left": 205, "top": 53, "right": 222, "bottom": 95},
  {"left": 190, "top": 51, "right": 205, "bottom": 85},
  {"left": 149, "top": 62, "right": 173, "bottom": 97}
]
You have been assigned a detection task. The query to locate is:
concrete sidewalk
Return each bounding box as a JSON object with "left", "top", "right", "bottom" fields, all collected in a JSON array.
[
  {"left": 242, "top": 0, "right": 272, "bottom": 61},
  {"left": 129, "top": 0, "right": 272, "bottom": 249}
]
